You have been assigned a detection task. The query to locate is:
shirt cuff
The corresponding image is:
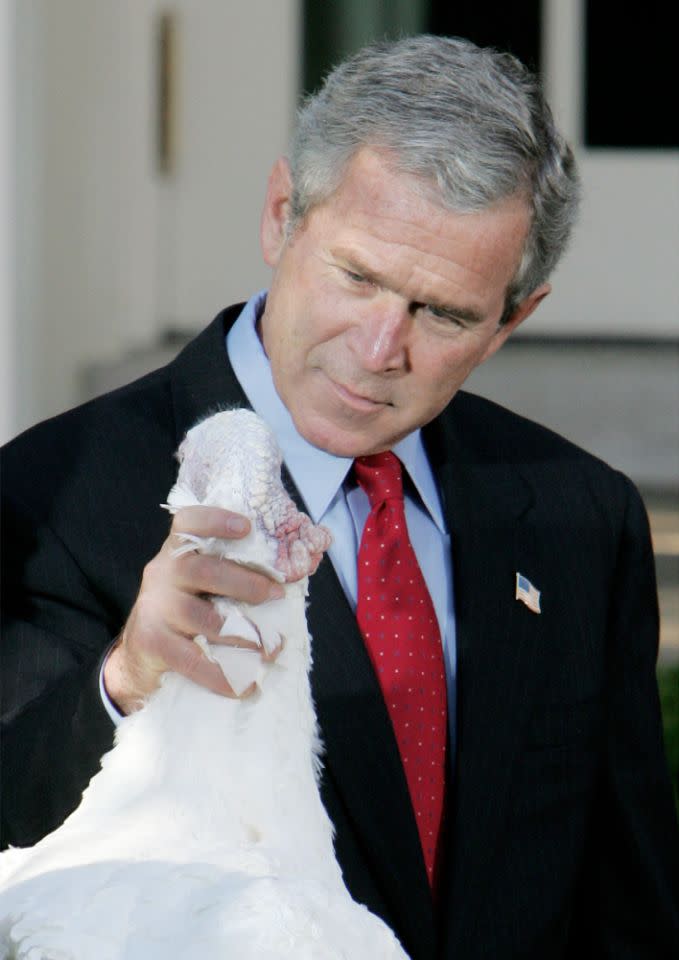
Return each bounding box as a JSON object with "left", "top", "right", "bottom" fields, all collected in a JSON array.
[{"left": 99, "top": 646, "right": 125, "bottom": 725}]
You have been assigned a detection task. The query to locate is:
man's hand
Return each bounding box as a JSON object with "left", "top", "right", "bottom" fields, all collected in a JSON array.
[{"left": 103, "top": 506, "right": 285, "bottom": 715}]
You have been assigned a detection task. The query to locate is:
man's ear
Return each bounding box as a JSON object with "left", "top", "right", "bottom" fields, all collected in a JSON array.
[
  {"left": 480, "top": 282, "right": 551, "bottom": 364},
  {"left": 260, "top": 157, "right": 294, "bottom": 267}
]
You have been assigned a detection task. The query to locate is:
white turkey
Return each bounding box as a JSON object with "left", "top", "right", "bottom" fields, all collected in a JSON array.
[{"left": 0, "top": 409, "right": 409, "bottom": 960}]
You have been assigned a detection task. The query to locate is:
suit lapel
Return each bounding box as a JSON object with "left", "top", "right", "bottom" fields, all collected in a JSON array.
[
  {"left": 425, "top": 402, "right": 546, "bottom": 950},
  {"left": 169, "top": 304, "right": 251, "bottom": 444}
]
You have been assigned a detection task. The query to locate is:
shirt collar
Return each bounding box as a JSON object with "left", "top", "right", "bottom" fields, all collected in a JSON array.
[{"left": 226, "top": 291, "right": 446, "bottom": 532}]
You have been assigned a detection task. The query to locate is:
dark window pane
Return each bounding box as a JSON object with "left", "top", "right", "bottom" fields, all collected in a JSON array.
[
  {"left": 586, "top": 0, "right": 679, "bottom": 148},
  {"left": 428, "top": 0, "right": 542, "bottom": 73}
]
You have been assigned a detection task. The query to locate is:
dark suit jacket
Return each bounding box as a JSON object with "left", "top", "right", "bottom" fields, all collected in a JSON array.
[{"left": 2, "top": 305, "right": 678, "bottom": 958}]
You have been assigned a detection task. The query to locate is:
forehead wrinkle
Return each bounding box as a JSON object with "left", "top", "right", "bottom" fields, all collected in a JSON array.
[
  {"left": 336, "top": 199, "right": 519, "bottom": 281},
  {"left": 335, "top": 231, "right": 496, "bottom": 313},
  {"left": 336, "top": 176, "right": 530, "bottom": 283},
  {"left": 322, "top": 180, "right": 527, "bottom": 317}
]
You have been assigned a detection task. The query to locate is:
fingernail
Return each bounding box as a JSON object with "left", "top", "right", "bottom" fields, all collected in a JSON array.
[
  {"left": 228, "top": 516, "right": 249, "bottom": 535},
  {"left": 268, "top": 583, "right": 285, "bottom": 601}
]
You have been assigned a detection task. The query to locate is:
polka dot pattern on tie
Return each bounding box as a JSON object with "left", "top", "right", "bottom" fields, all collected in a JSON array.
[{"left": 354, "top": 451, "right": 447, "bottom": 888}]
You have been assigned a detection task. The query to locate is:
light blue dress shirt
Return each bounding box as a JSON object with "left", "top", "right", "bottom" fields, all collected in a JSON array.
[{"left": 228, "top": 292, "right": 457, "bottom": 757}]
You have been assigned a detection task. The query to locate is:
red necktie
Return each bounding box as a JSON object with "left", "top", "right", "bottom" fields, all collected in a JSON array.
[{"left": 354, "top": 451, "right": 447, "bottom": 887}]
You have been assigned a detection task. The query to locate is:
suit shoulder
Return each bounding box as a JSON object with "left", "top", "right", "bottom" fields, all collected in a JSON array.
[
  {"left": 1, "top": 304, "right": 239, "bottom": 473},
  {"left": 452, "top": 390, "right": 618, "bottom": 472},
  {"left": 1, "top": 306, "right": 240, "bottom": 527},
  {"left": 447, "top": 393, "right": 652, "bottom": 571},
  {"left": 1, "top": 362, "right": 176, "bottom": 527},
  {"left": 448, "top": 390, "right": 645, "bottom": 522},
  {"left": 3, "top": 363, "right": 173, "bottom": 466}
]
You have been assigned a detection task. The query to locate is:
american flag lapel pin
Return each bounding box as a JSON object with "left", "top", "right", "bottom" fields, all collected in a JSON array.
[{"left": 515, "top": 572, "right": 541, "bottom": 614}]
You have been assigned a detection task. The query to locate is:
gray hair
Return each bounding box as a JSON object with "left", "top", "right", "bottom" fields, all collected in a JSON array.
[{"left": 289, "top": 35, "right": 580, "bottom": 317}]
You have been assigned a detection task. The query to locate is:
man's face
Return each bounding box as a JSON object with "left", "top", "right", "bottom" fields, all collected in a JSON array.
[{"left": 259, "top": 149, "right": 549, "bottom": 457}]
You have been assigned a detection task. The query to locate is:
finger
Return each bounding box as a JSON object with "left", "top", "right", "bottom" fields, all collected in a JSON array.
[
  {"left": 162, "top": 632, "right": 241, "bottom": 699},
  {"left": 171, "top": 505, "right": 251, "bottom": 540},
  {"left": 174, "top": 554, "right": 285, "bottom": 605},
  {"left": 168, "top": 592, "right": 227, "bottom": 642}
]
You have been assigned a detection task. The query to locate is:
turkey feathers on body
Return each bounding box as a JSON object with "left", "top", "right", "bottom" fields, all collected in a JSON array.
[{"left": 0, "top": 409, "right": 409, "bottom": 960}]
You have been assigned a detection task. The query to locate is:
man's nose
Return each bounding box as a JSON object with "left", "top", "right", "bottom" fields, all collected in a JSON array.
[{"left": 348, "top": 300, "right": 410, "bottom": 372}]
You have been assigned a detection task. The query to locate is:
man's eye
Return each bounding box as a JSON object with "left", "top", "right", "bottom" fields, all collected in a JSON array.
[
  {"left": 426, "top": 305, "right": 463, "bottom": 326},
  {"left": 344, "top": 269, "right": 368, "bottom": 284}
]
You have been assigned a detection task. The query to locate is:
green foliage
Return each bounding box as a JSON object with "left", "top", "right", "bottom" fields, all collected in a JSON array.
[{"left": 658, "top": 663, "right": 679, "bottom": 812}]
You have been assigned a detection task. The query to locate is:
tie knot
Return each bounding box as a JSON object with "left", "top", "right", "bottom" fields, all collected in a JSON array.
[{"left": 354, "top": 451, "right": 404, "bottom": 508}]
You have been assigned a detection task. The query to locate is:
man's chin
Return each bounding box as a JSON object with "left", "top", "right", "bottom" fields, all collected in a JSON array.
[{"left": 294, "top": 413, "right": 399, "bottom": 459}]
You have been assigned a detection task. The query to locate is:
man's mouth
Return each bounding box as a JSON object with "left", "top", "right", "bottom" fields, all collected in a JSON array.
[{"left": 325, "top": 375, "right": 391, "bottom": 412}]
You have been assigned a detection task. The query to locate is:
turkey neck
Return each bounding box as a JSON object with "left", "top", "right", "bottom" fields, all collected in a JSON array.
[{"left": 87, "top": 577, "right": 341, "bottom": 883}]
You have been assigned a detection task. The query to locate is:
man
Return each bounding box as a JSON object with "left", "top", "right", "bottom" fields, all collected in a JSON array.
[{"left": 2, "top": 35, "right": 678, "bottom": 959}]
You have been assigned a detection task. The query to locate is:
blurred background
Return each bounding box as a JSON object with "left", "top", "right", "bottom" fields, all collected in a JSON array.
[{"left": 1, "top": 0, "right": 677, "bottom": 678}]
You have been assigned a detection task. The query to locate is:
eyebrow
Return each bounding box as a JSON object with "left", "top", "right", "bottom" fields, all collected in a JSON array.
[
  {"left": 426, "top": 302, "right": 485, "bottom": 326},
  {"left": 333, "top": 252, "right": 486, "bottom": 326}
]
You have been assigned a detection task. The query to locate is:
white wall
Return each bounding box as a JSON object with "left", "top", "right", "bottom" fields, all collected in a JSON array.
[
  {"left": 535, "top": 0, "right": 679, "bottom": 338},
  {"left": 10, "top": 0, "right": 299, "bottom": 439},
  {"left": 534, "top": 153, "right": 679, "bottom": 337},
  {"left": 159, "top": 3, "right": 300, "bottom": 327},
  {"left": 0, "top": 0, "right": 15, "bottom": 443}
]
